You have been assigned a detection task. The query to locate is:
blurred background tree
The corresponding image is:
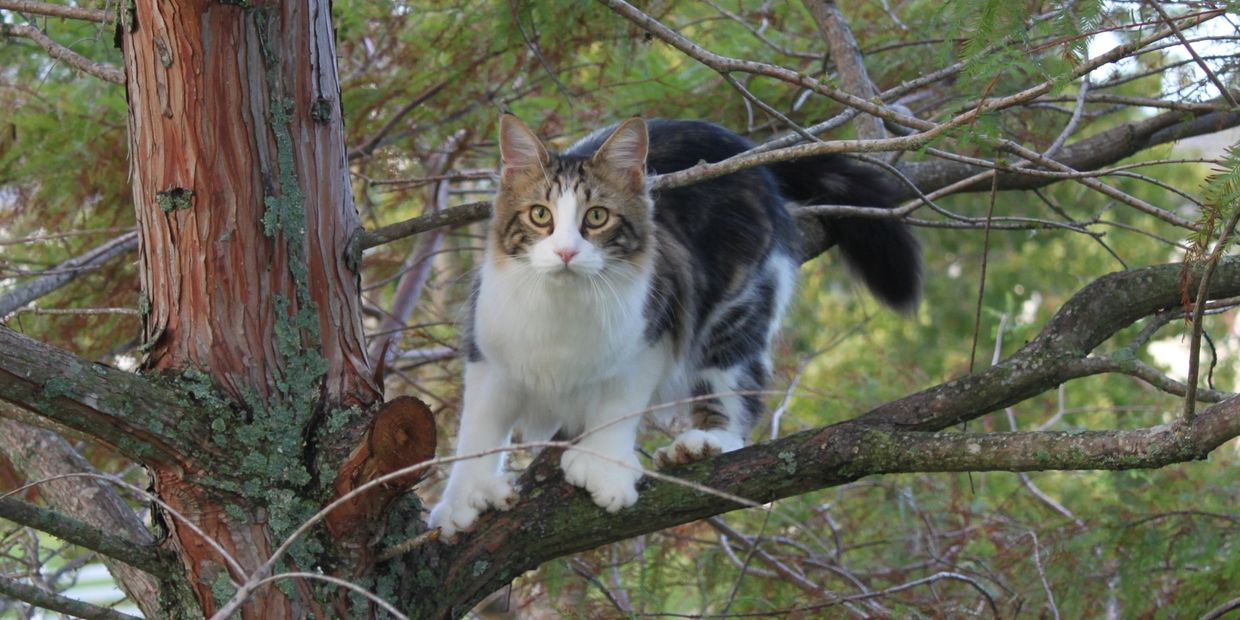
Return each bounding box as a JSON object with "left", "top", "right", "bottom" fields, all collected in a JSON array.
[{"left": 1, "top": 0, "right": 1239, "bottom": 617}]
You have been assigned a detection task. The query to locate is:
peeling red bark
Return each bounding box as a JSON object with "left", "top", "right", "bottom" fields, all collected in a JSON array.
[
  {"left": 121, "top": 2, "right": 384, "bottom": 616},
  {"left": 124, "top": 0, "right": 378, "bottom": 407}
]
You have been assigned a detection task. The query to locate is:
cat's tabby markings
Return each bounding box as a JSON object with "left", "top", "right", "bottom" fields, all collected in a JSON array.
[{"left": 428, "top": 115, "right": 921, "bottom": 537}]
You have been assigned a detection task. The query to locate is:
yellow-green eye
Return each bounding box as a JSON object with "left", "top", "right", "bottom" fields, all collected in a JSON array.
[
  {"left": 584, "top": 206, "right": 610, "bottom": 228},
  {"left": 528, "top": 205, "right": 552, "bottom": 226}
]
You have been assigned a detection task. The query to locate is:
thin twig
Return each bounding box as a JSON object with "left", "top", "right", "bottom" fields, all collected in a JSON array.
[
  {"left": 1200, "top": 595, "right": 1240, "bottom": 620},
  {"left": 968, "top": 172, "right": 1001, "bottom": 373},
  {"left": 1184, "top": 206, "right": 1240, "bottom": 419},
  {"left": 13, "top": 307, "right": 139, "bottom": 316},
  {"left": 1146, "top": 1, "right": 1238, "bottom": 108},
  {"left": 1027, "top": 531, "right": 1061, "bottom": 620}
]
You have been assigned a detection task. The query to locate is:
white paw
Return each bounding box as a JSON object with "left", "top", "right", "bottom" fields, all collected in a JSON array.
[
  {"left": 654, "top": 429, "right": 741, "bottom": 469},
  {"left": 560, "top": 447, "right": 641, "bottom": 512},
  {"left": 427, "top": 474, "right": 517, "bottom": 538}
]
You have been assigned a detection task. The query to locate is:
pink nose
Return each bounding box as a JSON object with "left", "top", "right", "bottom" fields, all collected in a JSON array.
[{"left": 555, "top": 248, "right": 578, "bottom": 264}]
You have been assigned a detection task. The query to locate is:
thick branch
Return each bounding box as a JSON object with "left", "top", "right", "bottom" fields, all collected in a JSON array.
[
  {"left": 0, "top": 232, "right": 138, "bottom": 317},
  {"left": 409, "top": 259, "right": 1240, "bottom": 616},
  {"left": 0, "top": 327, "right": 209, "bottom": 465},
  {"left": 896, "top": 108, "right": 1240, "bottom": 201},
  {"left": 358, "top": 201, "right": 490, "bottom": 250}
]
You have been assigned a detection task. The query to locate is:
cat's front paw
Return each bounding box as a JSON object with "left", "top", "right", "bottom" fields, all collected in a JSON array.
[
  {"left": 427, "top": 475, "right": 518, "bottom": 538},
  {"left": 654, "top": 429, "right": 741, "bottom": 469},
  {"left": 560, "top": 448, "right": 641, "bottom": 512}
]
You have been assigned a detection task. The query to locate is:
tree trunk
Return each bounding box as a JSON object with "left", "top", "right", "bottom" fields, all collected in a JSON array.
[{"left": 121, "top": 1, "right": 384, "bottom": 615}]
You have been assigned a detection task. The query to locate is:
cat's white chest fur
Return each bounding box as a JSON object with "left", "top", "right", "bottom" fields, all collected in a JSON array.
[{"left": 475, "top": 260, "right": 653, "bottom": 394}]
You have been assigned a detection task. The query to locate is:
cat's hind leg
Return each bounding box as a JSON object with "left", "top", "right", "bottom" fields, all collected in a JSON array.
[
  {"left": 656, "top": 254, "right": 795, "bottom": 468},
  {"left": 654, "top": 359, "right": 768, "bottom": 468}
]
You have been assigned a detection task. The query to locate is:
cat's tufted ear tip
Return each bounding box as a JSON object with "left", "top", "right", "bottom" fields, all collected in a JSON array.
[
  {"left": 498, "top": 114, "right": 548, "bottom": 179},
  {"left": 593, "top": 117, "right": 649, "bottom": 189}
]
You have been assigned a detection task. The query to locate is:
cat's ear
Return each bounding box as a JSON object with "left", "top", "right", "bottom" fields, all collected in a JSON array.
[
  {"left": 499, "top": 114, "right": 548, "bottom": 182},
  {"left": 592, "top": 117, "right": 648, "bottom": 191}
]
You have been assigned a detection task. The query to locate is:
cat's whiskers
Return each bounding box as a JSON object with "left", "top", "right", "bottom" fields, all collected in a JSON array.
[{"left": 590, "top": 269, "right": 630, "bottom": 328}]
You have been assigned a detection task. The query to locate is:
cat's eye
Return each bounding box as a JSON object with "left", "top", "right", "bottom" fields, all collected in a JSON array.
[
  {"left": 583, "top": 206, "right": 610, "bottom": 228},
  {"left": 528, "top": 205, "right": 553, "bottom": 226}
]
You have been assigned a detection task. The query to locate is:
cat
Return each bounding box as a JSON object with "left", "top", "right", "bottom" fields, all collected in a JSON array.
[{"left": 426, "top": 115, "right": 921, "bottom": 537}]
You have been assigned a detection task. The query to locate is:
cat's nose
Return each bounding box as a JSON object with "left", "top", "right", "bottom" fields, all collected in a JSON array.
[{"left": 555, "top": 247, "right": 578, "bottom": 264}]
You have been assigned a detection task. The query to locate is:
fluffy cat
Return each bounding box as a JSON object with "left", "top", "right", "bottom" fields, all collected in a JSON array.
[{"left": 427, "top": 115, "right": 920, "bottom": 536}]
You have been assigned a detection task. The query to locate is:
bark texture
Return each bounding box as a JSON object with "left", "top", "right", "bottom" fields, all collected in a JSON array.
[
  {"left": 123, "top": 0, "right": 376, "bottom": 407},
  {"left": 119, "top": 1, "right": 385, "bottom": 615}
]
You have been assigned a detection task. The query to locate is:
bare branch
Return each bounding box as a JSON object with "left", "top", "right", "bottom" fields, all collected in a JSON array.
[
  {"left": 0, "top": 495, "right": 166, "bottom": 574},
  {"left": 896, "top": 107, "right": 1240, "bottom": 200},
  {"left": 0, "top": 416, "right": 169, "bottom": 615},
  {"left": 1202, "top": 595, "right": 1240, "bottom": 620},
  {"left": 358, "top": 201, "right": 489, "bottom": 250},
  {"left": 353, "top": 99, "right": 1239, "bottom": 257},
  {"left": 802, "top": 0, "right": 886, "bottom": 140},
  {"left": 0, "top": 0, "right": 112, "bottom": 23},
  {"left": 0, "top": 232, "right": 138, "bottom": 317},
  {"left": 0, "top": 575, "right": 142, "bottom": 620},
  {"left": 1, "top": 24, "right": 123, "bottom": 84}
]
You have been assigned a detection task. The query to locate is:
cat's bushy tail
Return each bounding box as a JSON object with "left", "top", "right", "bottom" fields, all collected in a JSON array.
[{"left": 770, "top": 155, "right": 922, "bottom": 312}]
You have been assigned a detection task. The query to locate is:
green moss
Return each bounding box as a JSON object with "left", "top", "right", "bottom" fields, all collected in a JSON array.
[
  {"left": 210, "top": 571, "right": 237, "bottom": 612},
  {"left": 777, "top": 450, "right": 797, "bottom": 476},
  {"left": 156, "top": 187, "right": 193, "bottom": 212},
  {"left": 311, "top": 97, "right": 332, "bottom": 124},
  {"left": 39, "top": 376, "right": 77, "bottom": 406}
]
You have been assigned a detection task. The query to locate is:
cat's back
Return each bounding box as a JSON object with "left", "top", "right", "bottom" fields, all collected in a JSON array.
[
  {"left": 566, "top": 119, "right": 798, "bottom": 359},
  {"left": 569, "top": 118, "right": 795, "bottom": 249}
]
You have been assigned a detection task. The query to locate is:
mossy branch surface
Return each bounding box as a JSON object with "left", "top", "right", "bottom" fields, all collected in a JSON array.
[
  {"left": 405, "top": 259, "right": 1240, "bottom": 618},
  {"left": 0, "top": 327, "right": 208, "bottom": 465},
  {"left": 0, "top": 496, "right": 169, "bottom": 574}
]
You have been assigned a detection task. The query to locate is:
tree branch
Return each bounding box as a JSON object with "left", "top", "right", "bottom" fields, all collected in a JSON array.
[
  {"left": 353, "top": 108, "right": 1240, "bottom": 257},
  {"left": 0, "top": 575, "right": 142, "bottom": 620},
  {"left": 0, "top": 1, "right": 112, "bottom": 23},
  {"left": 358, "top": 201, "right": 490, "bottom": 251},
  {"left": 803, "top": 0, "right": 886, "bottom": 140},
  {"left": 897, "top": 108, "right": 1240, "bottom": 201},
  {"left": 0, "top": 327, "right": 210, "bottom": 466},
  {"left": 0, "top": 495, "right": 166, "bottom": 575},
  {"left": 0, "top": 415, "right": 178, "bottom": 617},
  {"left": 1, "top": 24, "right": 124, "bottom": 84},
  {"left": 405, "top": 258, "right": 1240, "bottom": 616},
  {"left": 0, "top": 232, "right": 138, "bottom": 317}
]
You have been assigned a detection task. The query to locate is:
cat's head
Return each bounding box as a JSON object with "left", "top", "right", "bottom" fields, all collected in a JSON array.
[{"left": 489, "top": 115, "right": 654, "bottom": 279}]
